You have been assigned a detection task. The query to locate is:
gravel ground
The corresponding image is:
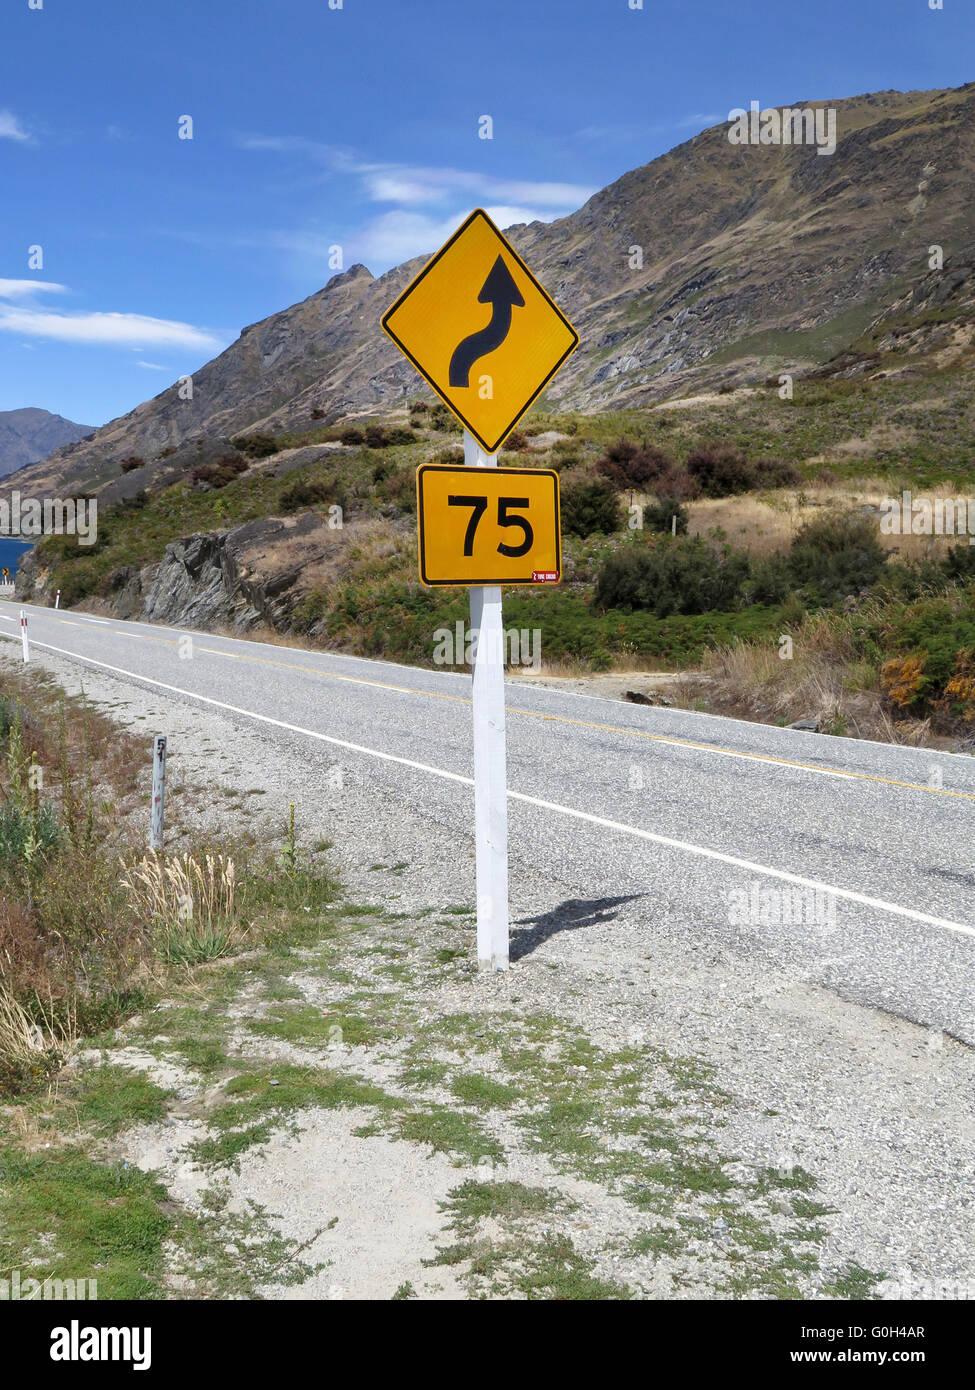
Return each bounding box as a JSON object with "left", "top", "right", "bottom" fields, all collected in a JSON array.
[{"left": 7, "top": 642, "right": 975, "bottom": 1300}]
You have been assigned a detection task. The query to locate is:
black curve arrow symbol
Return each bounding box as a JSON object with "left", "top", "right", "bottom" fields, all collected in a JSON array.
[{"left": 448, "top": 255, "right": 525, "bottom": 388}]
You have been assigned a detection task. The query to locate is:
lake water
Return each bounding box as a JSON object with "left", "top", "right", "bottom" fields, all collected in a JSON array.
[{"left": 0, "top": 539, "right": 33, "bottom": 580}]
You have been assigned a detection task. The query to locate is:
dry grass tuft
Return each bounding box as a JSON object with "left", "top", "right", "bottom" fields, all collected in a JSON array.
[
  {"left": 0, "top": 978, "right": 76, "bottom": 1094},
  {"left": 120, "top": 851, "right": 244, "bottom": 965}
]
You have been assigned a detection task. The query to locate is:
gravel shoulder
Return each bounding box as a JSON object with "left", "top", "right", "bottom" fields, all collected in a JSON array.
[{"left": 8, "top": 645, "right": 975, "bottom": 1301}]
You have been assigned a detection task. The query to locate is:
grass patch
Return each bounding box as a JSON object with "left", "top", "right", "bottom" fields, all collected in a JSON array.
[
  {"left": 439, "top": 1179, "right": 574, "bottom": 1237},
  {"left": 0, "top": 1147, "right": 172, "bottom": 1299},
  {"left": 394, "top": 1107, "right": 504, "bottom": 1165},
  {"left": 46, "top": 1064, "right": 172, "bottom": 1138},
  {"left": 823, "top": 1261, "right": 886, "bottom": 1299},
  {"left": 190, "top": 1064, "right": 396, "bottom": 1167},
  {"left": 450, "top": 1073, "right": 521, "bottom": 1109},
  {"left": 248, "top": 1005, "right": 380, "bottom": 1048}
]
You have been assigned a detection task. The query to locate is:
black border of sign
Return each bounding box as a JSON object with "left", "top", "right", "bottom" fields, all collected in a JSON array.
[
  {"left": 415, "top": 463, "right": 561, "bottom": 587},
  {"left": 381, "top": 208, "right": 580, "bottom": 455}
]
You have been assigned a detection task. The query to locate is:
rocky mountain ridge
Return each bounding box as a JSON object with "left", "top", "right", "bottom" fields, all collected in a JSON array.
[
  {"left": 8, "top": 82, "right": 975, "bottom": 502},
  {"left": 0, "top": 407, "right": 95, "bottom": 479}
]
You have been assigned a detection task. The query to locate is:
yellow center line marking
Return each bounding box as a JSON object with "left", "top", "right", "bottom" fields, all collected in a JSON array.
[{"left": 9, "top": 604, "right": 975, "bottom": 803}]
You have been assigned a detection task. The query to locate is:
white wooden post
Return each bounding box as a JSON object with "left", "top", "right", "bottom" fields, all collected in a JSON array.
[
  {"left": 20, "top": 610, "right": 29, "bottom": 663},
  {"left": 54, "top": 590, "right": 61, "bottom": 609},
  {"left": 465, "top": 429, "right": 510, "bottom": 971},
  {"left": 150, "top": 735, "right": 167, "bottom": 851}
]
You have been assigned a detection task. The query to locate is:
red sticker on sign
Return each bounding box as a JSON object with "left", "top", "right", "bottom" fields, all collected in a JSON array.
[{"left": 531, "top": 571, "right": 559, "bottom": 583}]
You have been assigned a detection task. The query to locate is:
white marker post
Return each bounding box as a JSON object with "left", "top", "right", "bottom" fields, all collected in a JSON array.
[
  {"left": 20, "top": 610, "right": 29, "bottom": 663},
  {"left": 465, "top": 429, "right": 510, "bottom": 972},
  {"left": 54, "top": 590, "right": 60, "bottom": 609},
  {"left": 150, "top": 735, "right": 167, "bottom": 851}
]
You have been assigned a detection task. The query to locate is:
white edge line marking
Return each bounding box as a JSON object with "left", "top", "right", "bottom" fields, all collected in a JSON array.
[
  {"left": 0, "top": 605, "right": 960, "bottom": 795},
  {"left": 4, "top": 598, "right": 972, "bottom": 767},
  {"left": 4, "top": 629, "right": 974, "bottom": 943}
]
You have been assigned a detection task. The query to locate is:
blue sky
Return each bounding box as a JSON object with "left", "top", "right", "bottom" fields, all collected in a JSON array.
[{"left": 1, "top": 0, "right": 971, "bottom": 428}]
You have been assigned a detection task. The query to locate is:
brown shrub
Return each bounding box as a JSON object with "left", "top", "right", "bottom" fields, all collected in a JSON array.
[
  {"left": 597, "top": 444, "right": 675, "bottom": 490},
  {"left": 685, "top": 445, "right": 754, "bottom": 497},
  {"left": 881, "top": 654, "right": 927, "bottom": 709},
  {"left": 944, "top": 648, "right": 975, "bottom": 721}
]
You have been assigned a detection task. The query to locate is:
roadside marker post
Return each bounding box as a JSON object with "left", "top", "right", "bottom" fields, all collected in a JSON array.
[
  {"left": 150, "top": 735, "right": 167, "bottom": 851},
  {"left": 20, "top": 610, "right": 29, "bottom": 663},
  {"left": 382, "top": 208, "right": 578, "bottom": 971},
  {"left": 55, "top": 590, "right": 61, "bottom": 609}
]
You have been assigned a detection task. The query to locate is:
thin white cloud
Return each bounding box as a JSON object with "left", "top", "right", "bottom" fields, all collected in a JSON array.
[
  {"left": 236, "top": 134, "right": 358, "bottom": 169},
  {"left": 137, "top": 361, "right": 170, "bottom": 371},
  {"left": 239, "top": 138, "right": 592, "bottom": 222},
  {"left": 0, "top": 110, "right": 30, "bottom": 142},
  {"left": 0, "top": 279, "right": 68, "bottom": 300},
  {"left": 359, "top": 166, "right": 592, "bottom": 211},
  {"left": 353, "top": 204, "right": 558, "bottom": 267},
  {"left": 0, "top": 305, "right": 222, "bottom": 351},
  {"left": 236, "top": 137, "right": 594, "bottom": 274}
]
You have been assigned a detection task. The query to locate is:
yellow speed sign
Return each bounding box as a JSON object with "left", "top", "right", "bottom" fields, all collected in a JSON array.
[{"left": 416, "top": 464, "right": 561, "bottom": 587}]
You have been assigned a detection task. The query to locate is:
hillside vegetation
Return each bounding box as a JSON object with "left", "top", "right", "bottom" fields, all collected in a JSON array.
[{"left": 21, "top": 330, "right": 975, "bottom": 747}]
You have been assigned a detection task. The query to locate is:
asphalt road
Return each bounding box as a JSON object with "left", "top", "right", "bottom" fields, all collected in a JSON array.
[{"left": 3, "top": 597, "right": 974, "bottom": 1043}]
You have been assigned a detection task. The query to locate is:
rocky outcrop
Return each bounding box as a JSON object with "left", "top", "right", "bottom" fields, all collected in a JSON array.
[
  {"left": 143, "top": 513, "right": 339, "bottom": 630},
  {"left": 16, "top": 512, "right": 346, "bottom": 634}
]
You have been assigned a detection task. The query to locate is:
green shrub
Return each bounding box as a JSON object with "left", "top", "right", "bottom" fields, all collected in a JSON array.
[
  {"left": 231, "top": 433, "right": 280, "bottom": 459},
  {"left": 561, "top": 476, "right": 623, "bottom": 537},
  {"left": 429, "top": 403, "right": 461, "bottom": 433},
  {"left": 940, "top": 542, "right": 975, "bottom": 583},
  {"left": 643, "top": 499, "right": 688, "bottom": 535},
  {"left": 744, "top": 553, "right": 793, "bottom": 606},
  {"left": 594, "top": 537, "right": 752, "bottom": 617},
  {"left": 0, "top": 803, "right": 61, "bottom": 866},
  {"left": 118, "top": 491, "right": 149, "bottom": 512},
  {"left": 279, "top": 479, "right": 334, "bottom": 513},
  {"left": 376, "top": 468, "right": 417, "bottom": 514},
  {"left": 788, "top": 512, "right": 887, "bottom": 601},
  {"left": 879, "top": 592, "right": 975, "bottom": 704},
  {"left": 48, "top": 564, "right": 99, "bottom": 608},
  {"left": 548, "top": 451, "right": 581, "bottom": 472}
]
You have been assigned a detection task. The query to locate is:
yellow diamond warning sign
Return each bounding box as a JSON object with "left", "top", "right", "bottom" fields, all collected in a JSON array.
[{"left": 381, "top": 208, "right": 578, "bottom": 455}]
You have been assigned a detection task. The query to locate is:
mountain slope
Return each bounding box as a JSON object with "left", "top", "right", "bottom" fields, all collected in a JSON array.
[
  {"left": 0, "top": 408, "right": 95, "bottom": 479},
  {"left": 11, "top": 81, "right": 975, "bottom": 501}
]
